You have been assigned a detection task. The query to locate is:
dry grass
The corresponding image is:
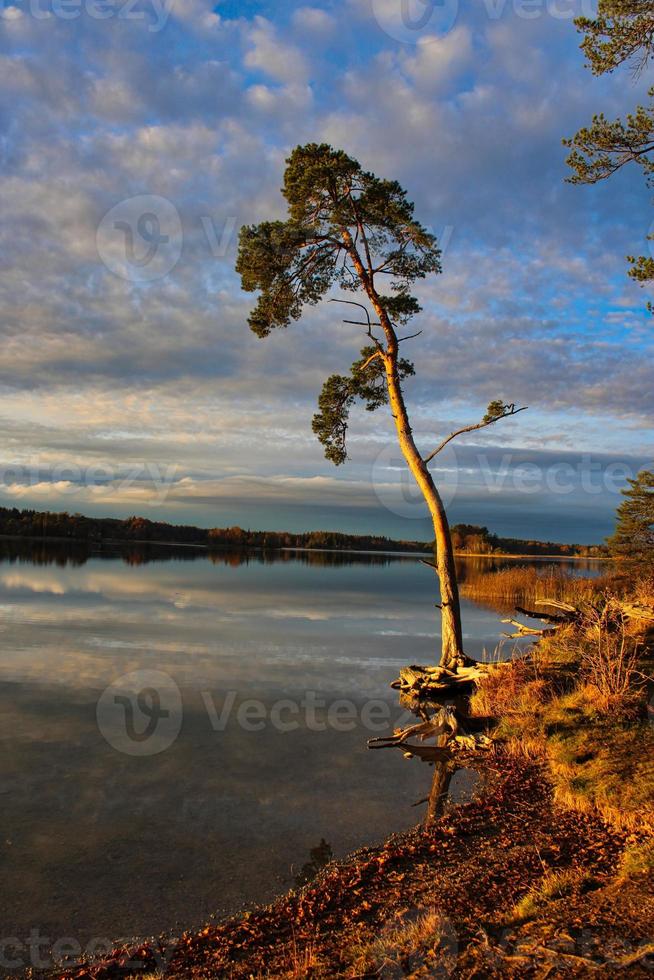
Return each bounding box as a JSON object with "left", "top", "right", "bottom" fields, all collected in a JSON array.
[
  {"left": 579, "top": 599, "right": 643, "bottom": 710},
  {"left": 505, "top": 868, "right": 598, "bottom": 925},
  {"left": 460, "top": 564, "right": 599, "bottom": 606},
  {"left": 618, "top": 839, "right": 654, "bottom": 880},
  {"left": 469, "top": 584, "right": 654, "bottom": 832},
  {"left": 273, "top": 934, "right": 323, "bottom": 979},
  {"left": 469, "top": 657, "right": 548, "bottom": 719},
  {"left": 346, "top": 909, "right": 456, "bottom": 978}
]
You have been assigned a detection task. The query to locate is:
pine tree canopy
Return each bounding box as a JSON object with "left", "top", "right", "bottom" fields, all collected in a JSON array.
[
  {"left": 236, "top": 143, "right": 441, "bottom": 339},
  {"left": 564, "top": 2, "right": 654, "bottom": 298},
  {"left": 608, "top": 468, "right": 654, "bottom": 561},
  {"left": 236, "top": 144, "right": 441, "bottom": 463},
  {"left": 236, "top": 144, "right": 520, "bottom": 467},
  {"left": 311, "top": 347, "right": 415, "bottom": 466}
]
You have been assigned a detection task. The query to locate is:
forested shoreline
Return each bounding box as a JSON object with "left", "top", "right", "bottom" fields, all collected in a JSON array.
[{"left": 0, "top": 506, "right": 606, "bottom": 557}]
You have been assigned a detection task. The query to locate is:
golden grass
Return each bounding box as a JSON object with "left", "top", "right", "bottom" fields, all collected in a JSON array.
[
  {"left": 505, "top": 868, "right": 598, "bottom": 925},
  {"left": 346, "top": 909, "right": 455, "bottom": 978},
  {"left": 469, "top": 657, "right": 548, "bottom": 719},
  {"left": 618, "top": 839, "right": 654, "bottom": 880},
  {"left": 273, "top": 934, "right": 324, "bottom": 979},
  {"left": 469, "top": 584, "right": 654, "bottom": 833},
  {"left": 459, "top": 564, "right": 600, "bottom": 606}
]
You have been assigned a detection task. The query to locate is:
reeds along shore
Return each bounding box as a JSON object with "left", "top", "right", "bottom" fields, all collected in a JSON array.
[{"left": 459, "top": 562, "right": 605, "bottom": 606}]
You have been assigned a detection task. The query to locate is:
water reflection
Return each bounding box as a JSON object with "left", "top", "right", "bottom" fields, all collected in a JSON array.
[
  {"left": 0, "top": 541, "right": 601, "bottom": 959},
  {"left": 0, "top": 537, "right": 423, "bottom": 569}
]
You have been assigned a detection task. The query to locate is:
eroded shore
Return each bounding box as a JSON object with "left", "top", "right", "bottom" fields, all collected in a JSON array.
[{"left": 49, "top": 757, "right": 653, "bottom": 979}]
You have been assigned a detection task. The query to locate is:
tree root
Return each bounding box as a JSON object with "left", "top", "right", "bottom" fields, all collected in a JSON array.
[
  {"left": 390, "top": 662, "right": 489, "bottom": 697},
  {"left": 367, "top": 705, "right": 492, "bottom": 756}
]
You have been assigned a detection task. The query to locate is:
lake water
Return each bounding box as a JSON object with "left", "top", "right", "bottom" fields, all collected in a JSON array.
[{"left": 0, "top": 543, "right": 600, "bottom": 965}]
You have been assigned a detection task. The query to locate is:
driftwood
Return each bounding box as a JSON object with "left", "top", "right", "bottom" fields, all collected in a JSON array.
[
  {"left": 502, "top": 597, "right": 582, "bottom": 638},
  {"left": 515, "top": 605, "right": 572, "bottom": 624},
  {"left": 391, "top": 661, "right": 488, "bottom": 697},
  {"left": 533, "top": 598, "right": 579, "bottom": 615},
  {"left": 622, "top": 602, "right": 654, "bottom": 624},
  {"left": 505, "top": 596, "right": 654, "bottom": 639},
  {"left": 502, "top": 618, "right": 556, "bottom": 638},
  {"left": 368, "top": 705, "right": 459, "bottom": 749}
]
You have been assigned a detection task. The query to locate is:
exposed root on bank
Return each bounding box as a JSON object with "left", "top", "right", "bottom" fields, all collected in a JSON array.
[
  {"left": 390, "top": 661, "right": 490, "bottom": 697},
  {"left": 367, "top": 705, "right": 492, "bottom": 756}
]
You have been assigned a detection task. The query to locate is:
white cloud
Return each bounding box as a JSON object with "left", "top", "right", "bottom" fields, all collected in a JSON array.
[
  {"left": 401, "top": 27, "right": 474, "bottom": 89},
  {"left": 292, "top": 6, "right": 336, "bottom": 35},
  {"left": 244, "top": 16, "right": 309, "bottom": 85},
  {"left": 0, "top": 2, "right": 651, "bottom": 539}
]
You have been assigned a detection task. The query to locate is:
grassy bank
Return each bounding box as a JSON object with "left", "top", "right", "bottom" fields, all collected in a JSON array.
[{"left": 468, "top": 568, "right": 654, "bottom": 836}]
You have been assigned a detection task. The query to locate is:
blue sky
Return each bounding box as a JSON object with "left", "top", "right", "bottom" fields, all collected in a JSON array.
[{"left": 0, "top": 0, "right": 652, "bottom": 543}]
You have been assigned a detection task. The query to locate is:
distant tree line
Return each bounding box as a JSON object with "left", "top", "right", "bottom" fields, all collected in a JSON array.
[
  {"left": 206, "top": 525, "right": 429, "bottom": 553},
  {"left": 0, "top": 507, "right": 428, "bottom": 553},
  {"left": 449, "top": 524, "right": 607, "bottom": 558},
  {"left": 0, "top": 506, "right": 605, "bottom": 557}
]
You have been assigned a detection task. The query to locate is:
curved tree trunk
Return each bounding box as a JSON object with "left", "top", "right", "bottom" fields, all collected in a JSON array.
[
  {"left": 383, "top": 355, "right": 466, "bottom": 670},
  {"left": 341, "top": 229, "right": 467, "bottom": 670}
]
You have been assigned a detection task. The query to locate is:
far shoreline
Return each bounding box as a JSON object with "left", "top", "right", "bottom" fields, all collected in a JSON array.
[{"left": 0, "top": 533, "right": 613, "bottom": 561}]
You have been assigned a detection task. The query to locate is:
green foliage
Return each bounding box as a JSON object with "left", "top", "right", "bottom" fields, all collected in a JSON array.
[
  {"left": 236, "top": 143, "right": 441, "bottom": 337},
  {"left": 608, "top": 469, "right": 654, "bottom": 561},
  {"left": 236, "top": 143, "right": 442, "bottom": 462},
  {"left": 575, "top": 1, "right": 654, "bottom": 76},
  {"left": 564, "top": 105, "right": 654, "bottom": 186},
  {"left": 236, "top": 220, "right": 338, "bottom": 337},
  {"left": 312, "top": 347, "right": 414, "bottom": 465},
  {"left": 483, "top": 399, "right": 511, "bottom": 423},
  {"left": 564, "top": 3, "right": 654, "bottom": 297}
]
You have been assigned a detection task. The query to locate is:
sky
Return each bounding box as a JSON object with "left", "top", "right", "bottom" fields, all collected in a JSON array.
[{"left": 0, "top": 0, "right": 652, "bottom": 544}]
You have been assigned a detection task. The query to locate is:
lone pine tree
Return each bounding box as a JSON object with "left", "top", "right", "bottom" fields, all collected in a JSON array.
[
  {"left": 236, "top": 144, "right": 525, "bottom": 671},
  {"left": 608, "top": 469, "right": 654, "bottom": 562}
]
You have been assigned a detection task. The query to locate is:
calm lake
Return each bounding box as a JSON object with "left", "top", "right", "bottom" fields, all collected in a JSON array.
[{"left": 0, "top": 543, "right": 602, "bottom": 961}]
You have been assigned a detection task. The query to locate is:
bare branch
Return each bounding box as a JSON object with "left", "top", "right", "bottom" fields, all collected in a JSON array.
[
  {"left": 329, "top": 298, "right": 385, "bottom": 350},
  {"left": 329, "top": 298, "right": 373, "bottom": 324},
  {"left": 397, "top": 330, "right": 423, "bottom": 343},
  {"left": 424, "top": 406, "right": 528, "bottom": 465}
]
